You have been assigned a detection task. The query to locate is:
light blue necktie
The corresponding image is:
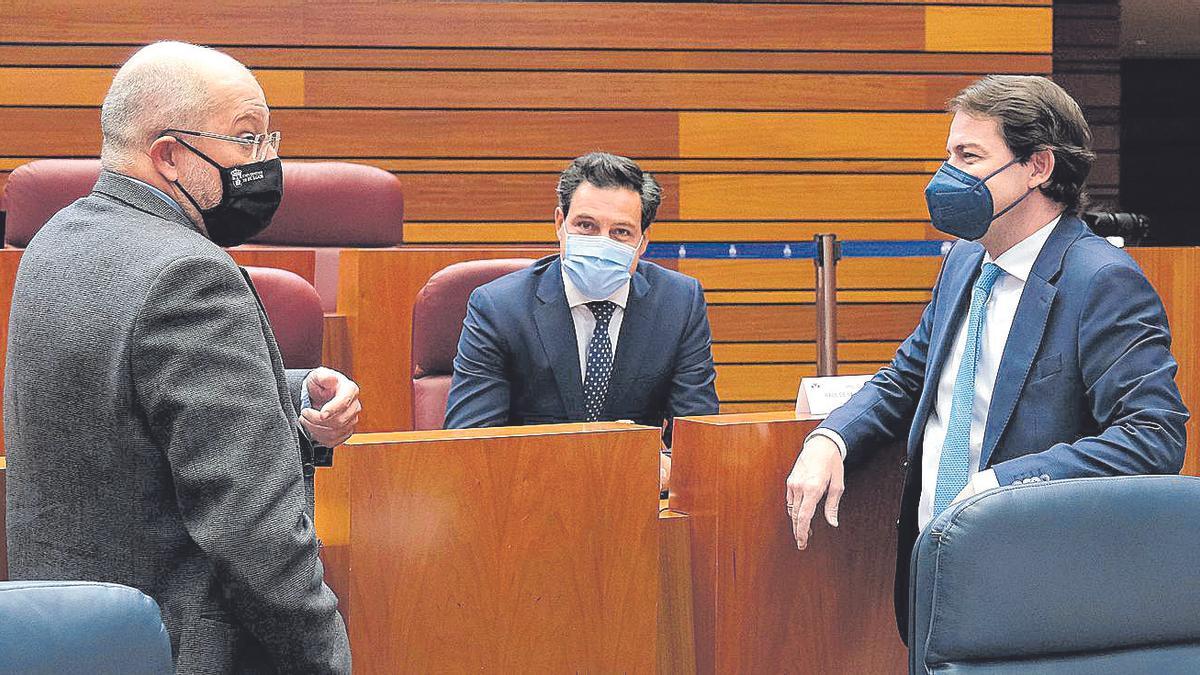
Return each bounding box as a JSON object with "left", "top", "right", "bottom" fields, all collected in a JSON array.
[{"left": 933, "top": 262, "right": 1004, "bottom": 516}]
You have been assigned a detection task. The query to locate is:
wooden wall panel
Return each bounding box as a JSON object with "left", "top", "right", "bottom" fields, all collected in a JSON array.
[
  {"left": 679, "top": 174, "right": 930, "bottom": 221},
  {"left": 0, "top": 2, "right": 1061, "bottom": 434},
  {"left": 0, "top": 252, "right": 22, "bottom": 457},
  {"left": 402, "top": 221, "right": 933, "bottom": 245},
  {"left": 0, "top": 68, "right": 305, "bottom": 107},
  {"left": 679, "top": 113, "right": 951, "bottom": 159},
  {"left": 0, "top": 45, "right": 1052, "bottom": 73},
  {"left": 400, "top": 173, "right": 680, "bottom": 222},
  {"left": 709, "top": 304, "right": 926, "bottom": 343},
  {"left": 2, "top": 3, "right": 928, "bottom": 51},
  {"left": 1130, "top": 249, "right": 1200, "bottom": 477},
  {"left": 1, "top": 0, "right": 1050, "bottom": 239},
  {"left": 925, "top": 7, "right": 1053, "bottom": 53}
]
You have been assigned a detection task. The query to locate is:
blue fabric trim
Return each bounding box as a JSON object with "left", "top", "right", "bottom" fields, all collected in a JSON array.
[{"left": 644, "top": 240, "right": 951, "bottom": 260}]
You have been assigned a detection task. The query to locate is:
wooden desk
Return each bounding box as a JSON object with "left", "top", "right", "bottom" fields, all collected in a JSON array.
[
  {"left": 671, "top": 412, "right": 907, "bottom": 674},
  {"left": 315, "top": 422, "right": 662, "bottom": 673}
]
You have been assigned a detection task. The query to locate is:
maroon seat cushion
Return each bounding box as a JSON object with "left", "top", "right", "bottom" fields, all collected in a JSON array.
[
  {"left": 244, "top": 266, "right": 324, "bottom": 369},
  {"left": 257, "top": 161, "right": 404, "bottom": 246},
  {"left": 413, "top": 376, "right": 454, "bottom": 433},
  {"left": 3, "top": 159, "right": 403, "bottom": 248},
  {"left": 411, "top": 258, "right": 536, "bottom": 429},
  {"left": 4, "top": 159, "right": 100, "bottom": 247}
]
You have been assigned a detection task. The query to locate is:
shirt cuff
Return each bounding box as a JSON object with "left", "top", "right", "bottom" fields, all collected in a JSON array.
[
  {"left": 974, "top": 468, "right": 1000, "bottom": 492},
  {"left": 805, "top": 428, "right": 848, "bottom": 460},
  {"left": 297, "top": 376, "right": 318, "bottom": 444},
  {"left": 300, "top": 380, "right": 313, "bottom": 412}
]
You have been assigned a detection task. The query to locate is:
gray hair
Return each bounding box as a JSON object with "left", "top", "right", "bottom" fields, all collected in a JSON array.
[
  {"left": 99, "top": 41, "right": 247, "bottom": 170},
  {"left": 556, "top": 152, "right": 662, "bottom": 231}
]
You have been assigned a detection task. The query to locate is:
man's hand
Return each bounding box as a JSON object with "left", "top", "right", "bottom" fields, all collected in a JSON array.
[
  {"left": 785, "top": 435, "right": 845, "bottom": 550},
  {"left": 660, "top": 452, "right": 672, "bottom": 492},
  {"left": 299, "top": 367, "right": 361, "bottom": 448}
]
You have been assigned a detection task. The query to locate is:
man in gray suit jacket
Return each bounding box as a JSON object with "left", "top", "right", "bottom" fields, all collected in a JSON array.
[{"left": 5, "top": 42, "right": 357, "bottom": 673}]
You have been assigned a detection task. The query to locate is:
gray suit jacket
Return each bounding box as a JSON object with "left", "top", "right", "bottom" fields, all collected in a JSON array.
[{"left": 4, "top": 171, "right": 350, "bottom": 674}]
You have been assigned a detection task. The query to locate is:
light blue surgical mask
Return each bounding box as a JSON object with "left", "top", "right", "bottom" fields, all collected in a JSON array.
[{"left": 561, "top": 233, "right": 640, "bottom": 300}]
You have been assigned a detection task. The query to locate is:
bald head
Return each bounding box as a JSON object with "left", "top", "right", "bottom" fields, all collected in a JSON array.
[{"left": 100, "top": 41, "right": 257, "bottom": 170}]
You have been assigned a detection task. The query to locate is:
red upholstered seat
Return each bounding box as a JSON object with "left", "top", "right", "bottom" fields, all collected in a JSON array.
[
  {"left": 3, "top": 159, "right": 100, "bottom": 248},
  {"left": 411, "top": 259, "right": 536, "bottom": 430},
  {"left": 3, "top": 159, "right": 403, "bottom": 248},
  {"left": 257, "top": 161, "right": 403, "bottom": 247},
  {"left": 243, "top": 266, "right": 324, "bottom": 369}
]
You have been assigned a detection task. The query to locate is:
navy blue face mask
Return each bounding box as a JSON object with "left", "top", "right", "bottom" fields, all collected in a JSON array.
[{"left": 924, "top": 159, "right": 1035, "bottom": 241}]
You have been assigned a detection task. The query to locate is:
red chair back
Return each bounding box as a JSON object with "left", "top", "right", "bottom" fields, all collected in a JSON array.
[
  {"left": 411, "top": 259, "right": 536, "bottom": 430},
  {"left": 244, "top": 266, "right": 324, "bottom": 369},
  {"left": 3, "top": 159, "right": 403, "bottom": 247}
]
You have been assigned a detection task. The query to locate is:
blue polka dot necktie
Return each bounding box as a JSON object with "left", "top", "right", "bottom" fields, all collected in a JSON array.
[
  {"left": 583, "top": 301, "right": 617, "bottom": 422},
  {"left": 933, "top": 262, "right": 1004, "bottom": 516}
]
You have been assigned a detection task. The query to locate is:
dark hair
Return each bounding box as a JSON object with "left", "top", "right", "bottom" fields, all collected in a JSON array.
[
  {"left": 949, "top": 75, "right": 1096, "bottom": 214},
  {"left": 556, "top": 152, "right": 662, "bottom": 231}
]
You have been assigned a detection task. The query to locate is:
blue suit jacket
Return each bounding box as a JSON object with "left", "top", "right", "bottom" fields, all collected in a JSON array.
[
  {"left": 443, "top": 255, "right": 719, "bottom": 442},
  {"left": 818, "top": 216, "right": 1189, "bottom": 636}
]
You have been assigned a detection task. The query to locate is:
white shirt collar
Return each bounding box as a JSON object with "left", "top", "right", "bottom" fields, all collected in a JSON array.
[
  {"left": 984, "top": 214, "right": 1062, "bottom": 283},
  {"left": 561, "top": 264, "right": 631, "bottom": 310}
]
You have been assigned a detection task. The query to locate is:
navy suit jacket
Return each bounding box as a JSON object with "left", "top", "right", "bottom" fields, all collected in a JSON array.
[
  {"left": 443, "top": 255, "right": 719, "bottom": 442},
  {"left": 818, "top": 216, "right": 1189, "bottom": 637}
]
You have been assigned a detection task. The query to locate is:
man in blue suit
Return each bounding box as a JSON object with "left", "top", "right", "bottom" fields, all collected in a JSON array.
[
  {"left": 785, "top": 76, "right": 1188, "bottom": 637},
  {"left": 444, "top": 152, "right": 719, "bottom": 489}
]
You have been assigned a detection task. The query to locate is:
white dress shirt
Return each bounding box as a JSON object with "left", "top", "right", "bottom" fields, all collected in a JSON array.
[
  {"left": 915, "top": 215, "right": 1059, "bottom": 528},
  {"left": 809, "top": 216, "right": 1061, "bottom": 530},
  {"left": 562, "top": 269, "right": 630, "bottom": 380}
]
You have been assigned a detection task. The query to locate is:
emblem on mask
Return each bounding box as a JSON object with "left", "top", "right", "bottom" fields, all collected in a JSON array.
[{"left": 229, "top": 168, "right": 264, "bottom": 188}]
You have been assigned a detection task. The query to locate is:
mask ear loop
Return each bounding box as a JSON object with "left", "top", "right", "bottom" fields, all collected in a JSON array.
[
  {"left": 166, "top": 135, "right": 225, "bottom": 171},
  {"left": 160, "top": 136, "right": 221, "bottom": 216},
  {"left": 172, "top": 179, "right": 207, "bottom": 215},
  {"left": 975, "top": 156, "right": 1022, "bottom": 187},
  {"left": 990, "top": 186, "right": 1036, "bottom": 223},
  {"left": 986, "top": 156, "right": 1041, "bottom": 222}
]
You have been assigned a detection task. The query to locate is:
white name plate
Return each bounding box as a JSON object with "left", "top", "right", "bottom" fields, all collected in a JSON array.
[{"left": 796, "top": 375, "right": 873, "bottom": 417}]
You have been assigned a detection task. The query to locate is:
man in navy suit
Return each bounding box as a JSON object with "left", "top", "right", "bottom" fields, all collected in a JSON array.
[
  {"left": 784, "top": 76, "right": 1188, "bottom": 637},
  {"left": 444, "top": 152, "right": 719, "bottom": 489}
]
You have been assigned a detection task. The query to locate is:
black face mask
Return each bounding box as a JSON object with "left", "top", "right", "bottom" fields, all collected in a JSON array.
[{"left": 171, "top": 138, "right": 284, "bottom": 247}]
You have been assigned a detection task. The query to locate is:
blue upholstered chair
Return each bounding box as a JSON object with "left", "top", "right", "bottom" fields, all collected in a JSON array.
[
  {"left": 0, "top": 580, "right": 172, "bottom": 674},
  {"left": 908, "top": 475, "right": 1200, "bottom": 674}
]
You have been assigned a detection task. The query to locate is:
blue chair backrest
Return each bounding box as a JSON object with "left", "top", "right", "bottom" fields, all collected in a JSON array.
[
  {"left": 909, "top": 475, "right": 1200, "bottom": 674},
  {"left": 0, "top": 580, "right": 172, "bottom": 674}
]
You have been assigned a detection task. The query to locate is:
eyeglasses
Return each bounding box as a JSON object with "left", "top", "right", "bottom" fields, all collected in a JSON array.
[{"left": 162, "top": 128, "right": 282, "bottom": 162}]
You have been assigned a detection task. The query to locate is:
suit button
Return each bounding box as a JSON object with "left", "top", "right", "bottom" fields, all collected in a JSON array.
[
  {"left": 900, "top": 459, "right": 910, "bottom": 470},
  {"left": 895, "top": 518, "right": 902, "bottom": 530},
  {"left": 303, "top": 462, "right": 315, "bottom": 478}
]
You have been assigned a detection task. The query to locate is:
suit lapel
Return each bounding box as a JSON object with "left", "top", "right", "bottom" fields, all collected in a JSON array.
[
  {"left": 910, "top": 245, "right": 985, "bottom": 441},
  {"left": 604, "top": 266, "right": 652, "bottom": 415},
  {"left": 979, "top": 278, "right": 1055, "bottom": 468},
  {"left": 534, "top": 259, "right": 586, "bottom": 419},
  {"left": 980, "top": 216, "right": 1080, "bottom": 467}
]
